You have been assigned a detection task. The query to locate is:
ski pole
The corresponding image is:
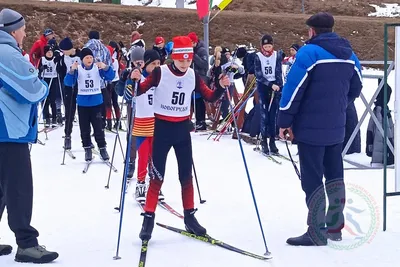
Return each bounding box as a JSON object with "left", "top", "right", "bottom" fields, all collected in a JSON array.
[
  {"left": 114, "top": 79, "right": 138, "bottom": 260},
  {"left": 192, "top": 160, "right": 206, "bottom": 204},
  {"left": 225, "top": 85, "right": 271, "bottom": 257},
  {"left": 106, "top": 97, "right": 126, "bottom": 189}
]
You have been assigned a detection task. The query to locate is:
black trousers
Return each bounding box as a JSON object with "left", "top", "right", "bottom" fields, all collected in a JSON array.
[
  {"left": 193, "top": 97, "right": 206, "bottom": 123},
  {"left": 78, "top": 104, "right": 107, "bottom": 148},
  {"left": 43, "top": 77, "right": 59, "bottom": 120},
  {"left": 0, "top": 143, "right": 39, "bottom": 248},
  {"left": 151, "top": 118, "right": 192, "bottom": 183},
  {"left": 64, "top": 85, "right": 77, "bottom": 136},
  {"left": 297, "top": 142, "right": 345, "bottom": 237},
  {"left": 104, "top": 81, "right": 121, "bottom": 119}
]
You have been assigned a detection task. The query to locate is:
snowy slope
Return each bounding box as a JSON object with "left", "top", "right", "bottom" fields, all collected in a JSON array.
[
  {"left": 369, "top": 3, "right": 400, "bottom": 17},
  {"left": 0, "top": 75, "right": 400, "bottom": 267}
]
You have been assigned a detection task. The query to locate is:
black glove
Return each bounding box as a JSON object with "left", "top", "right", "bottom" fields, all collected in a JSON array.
[
  {"left": 121, "top": 69, "right": 130, "bottom": 82},
  {"left": 43, "top": 65, "right": 48, "bottom": 70}
]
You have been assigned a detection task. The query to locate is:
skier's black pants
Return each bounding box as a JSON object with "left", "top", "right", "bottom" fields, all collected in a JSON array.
[
  {"left": 151, "top": 118, "right": 192, "bottom": 183},
  {"left": 191, "top": 97, "right": 206, "bottom": 123},
  {"left": 101, "top": 88, "right": 107, "bottom": 127},
  {"left": 258, "top": 87, "right": 278, "bottom": 139},
  {"left": 221, "top": 84, "right": 235, "bottom": 119},
  {"left": 104, "top": 81, "right": 121, "bottom": 119},
  {"left": 78, "top": 104, "right": 107, "bottom": 148},
  {"left": 42, "top": 77, "right": 58, "bottom": 120},
  {"left": 64, "top": 85, "right": 77, "bottom": 136},
  {"left": 297, "top": 142, "right": 345, "bottom": 234},
  {"left": 0, "top": 143, "right": 39, "bottom": 249}
]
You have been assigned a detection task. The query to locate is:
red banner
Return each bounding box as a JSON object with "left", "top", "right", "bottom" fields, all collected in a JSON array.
[{"left": 196, "top": 0, "right": 209, "bottom": 19}]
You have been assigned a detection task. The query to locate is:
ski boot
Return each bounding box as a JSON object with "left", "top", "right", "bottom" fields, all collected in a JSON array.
[
  {"left": 195, "top": 121, "right": 206, "bottom": 131},
  {"left": 0, "top": 244, "right": 12, "bottom": 256},
  {"left": 15, "top": 245, "right": 58, "bottom": 264},
  {"left": 106, "top": 119, "right": 112, "bottom": 131},
  {"left": 127, "top": 162, "right": 135, "bottom": 179},
  {"left": 51, "top": 118, "right": 57, "bottom": 128},
  {"left": 135, "top": 181, "right": 147, "bottom": 202},
  {"left": 139, "top": 212, "right": 155, "bottom": 241},
  {"left": 327, "top": 231, "right": 342, "bottom": 241},
  {"left": 56, "top": 112, "right": 63, "bottom": 126},
  {"left": 184, "top": 208, "right": 207, "bottom": 236},
  {"left": 99, "top": 147, "right": 110, "bottom": 161},
  {"left": 84, "top": 147, "right": 92, "bottom": 162},
  {"left": 64, "top": 136, "right": 71, "bottom": 150},
  {"left": 114, "top": 119, "right": 123, "bottom": 131},
  {"left": 44, "top": 118, "right": 51, "bottom": 128},
  {"left": 260, "top": 138, "right": 269, "bottom": 154},
  {"left": 269, "top": 138, "right": 279, "bottom": 154}
]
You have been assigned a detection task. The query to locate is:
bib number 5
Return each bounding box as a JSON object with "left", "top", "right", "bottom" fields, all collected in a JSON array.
[{"left": 171, "top": 91, "right": 185, "bottom": 105}]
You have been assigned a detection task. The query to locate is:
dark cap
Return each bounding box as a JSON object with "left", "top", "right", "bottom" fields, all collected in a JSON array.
[
  {"left": 306, "top": 12, "right": 334, "bottom": 28},
  {"left": 88, "top": 30, "right": 100, "bottom": 40},
  {"left": 261, "top": 34, "right": 273, "bottom": 45}
]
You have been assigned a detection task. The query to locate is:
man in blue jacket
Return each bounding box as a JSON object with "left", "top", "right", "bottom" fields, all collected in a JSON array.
[
  {"left": 278, "top": 12, "right": 363, "bottom": 246},
  {"left": 0, "top": 8, "right": 59, "bottom": 263}
]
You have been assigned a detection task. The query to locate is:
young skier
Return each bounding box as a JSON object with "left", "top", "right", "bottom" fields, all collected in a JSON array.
[
  {"left": 64, "top": 48, "right": 115, "bottom": 161},
  {"left": 130, "top": 36, "right": 230, "bottom": 241},
  {"left": 58, "top": 37, "right": 81, "bottom": 150},
  {"left": 132, "top": 49, "right": 161, "bottom": 202},
  {"left": 38, "top": 45, "right": 61, "bottom": 128},
  {"left": 254, "top": 34, "right": 283, "bottom": 154}
]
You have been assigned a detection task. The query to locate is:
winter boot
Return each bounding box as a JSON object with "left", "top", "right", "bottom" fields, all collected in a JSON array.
[
  {"left": 260, "top": 138, "right": 269, "bottom": 154},
  {"left": 327, "top": 231, "right": 342, "bottom": 241},
  {"left": 158, "top": 190, "right": 165, "bottom": 201},
  {"left": 139, "top": 212, "right": 155, "bottom": 241},
  {"left": 286, "top": 232, "right": 327, "bottom": 246},
  {"left": 64, "top": 136, "right": 72, "bottom": 150},
  {"left": 84, "top": 147, "right": 92, "bottom": 162},
  {"left": 127, "top": 162, "right": 135, "bottom": 179},
  {"left": 184, "top": 209, "right": 207, "bottom": 236},
  {"left": 269, "top": 139, "right": 279, "bottom": 154},
  {"left": 106, "top": 119, "right": 112, "bottom": 131},
  {"left": 0, "top": 244, "right": 12, "bottom": 256},
  {"left": 15, "top": 245, "right": 59, "bottom": 264},
  {"left": 51, "top": 118, "right": 57, "bottom": 128},
  {"left": 44, "top": 118, "right": 51, "bottom": 128},
  {"left": 99, "top": 147, "right": 110, "bottom": 161},
  {"left": 135, "top": 181, "right": 147, "bottom": 202}
]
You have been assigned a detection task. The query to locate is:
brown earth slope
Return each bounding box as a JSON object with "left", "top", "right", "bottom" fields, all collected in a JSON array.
[
  {"left": 0, "top": 0, "right": 397, "bottom": 61},
  {"left": 226, "top": 0, "right": 398, "bottom": 16}
]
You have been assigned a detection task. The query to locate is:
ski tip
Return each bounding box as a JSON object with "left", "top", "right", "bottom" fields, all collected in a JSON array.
[{"left": 264, "top": 251, "right": 273, "bottom": 259}]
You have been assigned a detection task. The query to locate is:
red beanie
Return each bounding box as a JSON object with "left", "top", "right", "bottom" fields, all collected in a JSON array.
[
  {"left": 155, "top": 36, "right": 165, "bottom": 45},
  {"left": 187, "top": 32, "right": 198, "bottom": 43},
  {"left": 171, "top": 36, "right": 193, "bottom": 60}
]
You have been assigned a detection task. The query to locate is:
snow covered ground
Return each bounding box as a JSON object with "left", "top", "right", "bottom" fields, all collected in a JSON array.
[
  {"left": 0, "top": 72, "right": 400, "bottom": 267},
  {"left": 369, "top": 3, "right": 400, "bottom": 17}
]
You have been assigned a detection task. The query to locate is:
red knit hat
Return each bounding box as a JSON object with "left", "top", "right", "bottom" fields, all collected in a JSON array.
[
  {"left": 155, "top": 36, "right": 165, "bottom": 45},
  {"left": 187, "top": 32, "right": 198, "bottom": 43},
  {"left": 171, "top": 36, "right": 193, "bottom": 60}
]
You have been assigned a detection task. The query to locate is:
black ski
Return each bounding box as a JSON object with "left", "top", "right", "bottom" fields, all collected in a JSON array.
[
  {"left": 138, "top": 240, "right": 148, "bottom": 267},
  {"left": 82, "top": 157, "right": 94, "bottom": 173},
  {"left": 66, "top": 150, "right": 76, "bottom": 159},
  {"left": 156, "top": 223, "right": 271, "bottom": 261},
  {"left": 253, "top": 147, "right": 282, "bottom": 164},
  {"left": 103, "top": 160, "right": 118, "bottom": 172}
]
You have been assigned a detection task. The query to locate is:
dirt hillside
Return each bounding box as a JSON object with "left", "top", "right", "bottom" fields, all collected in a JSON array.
[
  {"left": 0, "top": 0, "right": 398, "bottom": 61},
  {"left": 226, "top": 0, "right": 397, "bottom": 16}
]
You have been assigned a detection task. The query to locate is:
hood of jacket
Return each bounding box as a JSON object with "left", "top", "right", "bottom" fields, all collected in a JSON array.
[
  {"left": 307, "top": 32, "right": 353, "bottom": 60},
  {"left": 0, "top": 30, "right": 20, "bottom": 52}
]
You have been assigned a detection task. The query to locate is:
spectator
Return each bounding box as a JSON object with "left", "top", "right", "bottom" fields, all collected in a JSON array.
[
  {"left": 153, "top": 36, "right": 167, "bottom": 64},
  {"left": 0, "top": 8, "right": 59, "bottom": 263},
  {"left": 278, "top": 12, "right": 363, "bottom": 246}
]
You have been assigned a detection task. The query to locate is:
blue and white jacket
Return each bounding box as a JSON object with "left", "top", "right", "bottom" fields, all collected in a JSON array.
[
  {"left": 64, "top": 63, "right": 115, "bottom": 107},
  {"left": 0, "top": 31, "right": 49, "bottom": 143},
  {"left": 277, "top": 32, "right": 363, "bottom": 146}
]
